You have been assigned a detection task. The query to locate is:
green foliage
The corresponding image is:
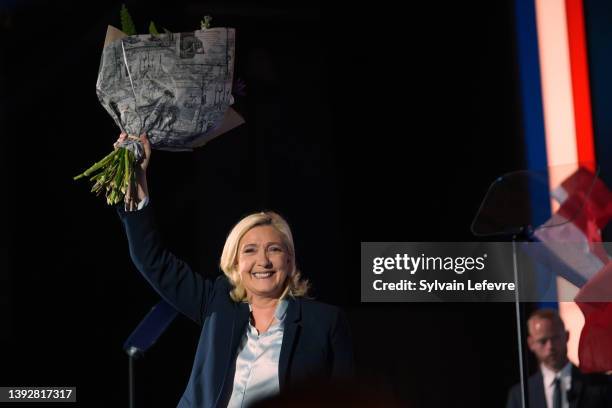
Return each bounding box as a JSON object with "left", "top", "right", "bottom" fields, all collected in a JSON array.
[
  {"left": 201, "top": 15, "right": 212, "bottom": 29},
  {"left": 149, "top": 21, "right": 159, "bottom": 35},
  {"left": 120, "top": 4, "right": 137, "bottom": 35},
  {"left": 119, "top": 5, "right": 209, "bottom": 35},
  {"left": 74, "top": 147, "right": 136, "bottom": 206}
]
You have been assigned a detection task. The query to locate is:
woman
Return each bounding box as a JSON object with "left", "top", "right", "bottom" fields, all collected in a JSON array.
[{"left": 116, "top": 134, "right": 354, "bottom": 407}]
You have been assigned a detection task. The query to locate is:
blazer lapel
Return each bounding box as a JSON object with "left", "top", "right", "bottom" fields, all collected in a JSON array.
[
  {"left": 532, "top": 371, "right": 547, "bottom": 408},
  {"left": 279, "top": 297, "right": 301, "bottom": 391},
  {"left": 213, "top": 301, "right": 250, "bottom": 408},
  {"left": 231, "top": 302, "right": 250, "bottom": 351}
]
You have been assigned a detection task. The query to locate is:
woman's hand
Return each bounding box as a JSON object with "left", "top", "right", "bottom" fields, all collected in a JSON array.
[
  {"left": 137, "top": 133, "right": 151, "bottom": 172},
  {"left": 114, "top": 133, "right": 150, "bottom": 210}
]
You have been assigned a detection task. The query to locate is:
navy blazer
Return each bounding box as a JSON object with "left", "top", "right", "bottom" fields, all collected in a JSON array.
[
  {"left": 118, "top": 205, "right": 354, "bottom": 407},
  {"left": 506, "top": 365, "right": 612, "bottom": 408}
]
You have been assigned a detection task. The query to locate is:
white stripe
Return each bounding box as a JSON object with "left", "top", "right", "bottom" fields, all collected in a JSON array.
[{"left": 535, "top": 0, "right": 578, "bottom": 171}]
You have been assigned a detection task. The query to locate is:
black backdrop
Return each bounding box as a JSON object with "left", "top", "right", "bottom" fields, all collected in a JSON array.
[{"left": 1, "top": 0, "right": 527, "bottom": 406}]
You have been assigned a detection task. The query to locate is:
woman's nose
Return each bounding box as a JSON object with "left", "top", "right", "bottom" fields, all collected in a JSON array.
[{"left": 256, "top": 250, "right": 272, "bottom": 267}]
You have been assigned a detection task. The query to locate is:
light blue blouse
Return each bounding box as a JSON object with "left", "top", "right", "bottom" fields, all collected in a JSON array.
[{"left": 227, "top": 300, "right": 288, "bottom": 408}]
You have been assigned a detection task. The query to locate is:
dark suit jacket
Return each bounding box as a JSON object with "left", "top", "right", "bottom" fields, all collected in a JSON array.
[
  {"left": 118, "top": 205, "right": 354, "bottom": 408},
  {"left": 506, "top": 365, "right": 612, "bottom": 408}
]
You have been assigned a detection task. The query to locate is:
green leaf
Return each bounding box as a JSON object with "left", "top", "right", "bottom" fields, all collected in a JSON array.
[
  {"left": 73, "top": 149, "right": 118, "bottom": 180},
  {"left": 120, "top": 4, "right": 137, "bottom": 36},
  {"left": 149, "top": 21, "right": 159, "bottom": 35},
  {"left": 200, "top": 15, "right": 212, "bottom": 30}
]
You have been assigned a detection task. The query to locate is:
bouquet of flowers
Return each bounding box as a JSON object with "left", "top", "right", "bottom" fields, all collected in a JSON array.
[{"left": 75, "top": 7, "right": 244, "bottom": 205}]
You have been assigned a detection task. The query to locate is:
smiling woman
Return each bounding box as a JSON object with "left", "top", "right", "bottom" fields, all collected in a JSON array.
[
  {"left": 116, "top": 134, "right": 354, "bottom": 408},
  {"left": 220, "top": 212, "right": 310, "bottom": 305}
]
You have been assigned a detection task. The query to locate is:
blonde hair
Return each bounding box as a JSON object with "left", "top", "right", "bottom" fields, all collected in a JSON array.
[{"left": 220, "top": 211, "right": 310, "bottom": 302}]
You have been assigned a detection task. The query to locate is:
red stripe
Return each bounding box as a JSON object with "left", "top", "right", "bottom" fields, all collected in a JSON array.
[{"left": 565, "top": 0, "right": 596, "bottom": 171}]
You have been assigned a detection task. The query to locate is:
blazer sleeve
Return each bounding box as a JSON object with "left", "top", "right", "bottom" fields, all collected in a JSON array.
[
  {"left": 117, "top": 203, "right": 213, "bottom": 325},
  {"left": 330, "top": 308, "right": 355, "bottom": 379}
]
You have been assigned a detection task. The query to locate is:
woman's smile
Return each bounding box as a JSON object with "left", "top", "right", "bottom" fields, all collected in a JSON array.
[{"left": 251, "top": 271, "right": 276, "bottom": 279}]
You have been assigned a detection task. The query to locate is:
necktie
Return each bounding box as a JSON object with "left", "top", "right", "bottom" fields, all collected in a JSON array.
[{"left": 553, "top": 377, "right": 562, "bottom": 408}]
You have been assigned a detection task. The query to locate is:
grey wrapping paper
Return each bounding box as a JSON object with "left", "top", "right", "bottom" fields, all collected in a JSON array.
[{"left": 96, "top": 25, "right": 238, "bottom": 151}]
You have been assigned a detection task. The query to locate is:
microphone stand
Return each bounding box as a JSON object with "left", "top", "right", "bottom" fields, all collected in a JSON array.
[
  {"left": 123, "top": 300, "right": 178, "bottom": 408},
  {"left": 126, "top": 346, "right": 143, "bottom": 408},
  {"left": 512, "top": 226, "right": 533, "bottom": 408}
]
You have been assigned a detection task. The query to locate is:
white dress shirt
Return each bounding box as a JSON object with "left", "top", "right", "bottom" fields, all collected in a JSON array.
[
  {"left": 541, "top": 362, "right": 572, "bottom": 408},
  {"left": 227, "top": 300, "right": 288, "bottom": 408}
]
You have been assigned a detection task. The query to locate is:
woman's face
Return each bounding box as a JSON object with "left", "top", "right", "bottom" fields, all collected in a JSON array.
[{"left": 237, "top": 225, "right": 292, "bottom": 300}]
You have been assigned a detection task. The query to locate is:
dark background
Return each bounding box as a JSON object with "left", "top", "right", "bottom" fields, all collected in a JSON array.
[{"left": 0, "top": 0, "right": 530, "bottom": 406}]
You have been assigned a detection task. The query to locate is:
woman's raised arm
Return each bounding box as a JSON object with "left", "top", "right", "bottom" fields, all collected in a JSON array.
[{"left": 116, "top": 134, "right": 212, "bottom": 325}]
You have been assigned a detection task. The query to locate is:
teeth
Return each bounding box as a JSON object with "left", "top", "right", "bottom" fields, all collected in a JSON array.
[{"left": 252, "top": 272, "right": 274, "bottom": 279}]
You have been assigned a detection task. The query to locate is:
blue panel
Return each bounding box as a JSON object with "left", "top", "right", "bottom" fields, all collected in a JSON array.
[{"left": 514, "top": 0, "right": 555, "bottom": 304}]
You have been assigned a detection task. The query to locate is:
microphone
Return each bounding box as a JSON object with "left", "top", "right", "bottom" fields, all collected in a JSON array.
[{"left": 123, "top": 300, "right": 179, "bottom": 359}]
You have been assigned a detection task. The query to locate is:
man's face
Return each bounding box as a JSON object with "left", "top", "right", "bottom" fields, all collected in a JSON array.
[{"left": 527, "top": 317, "right": 569, "bottom": 371}]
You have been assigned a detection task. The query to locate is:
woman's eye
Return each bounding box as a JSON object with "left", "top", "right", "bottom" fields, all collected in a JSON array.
[
  {"left": 269, "top": 246, "right": 282, "bottom": 252},
  {"left": 243, "top": 248, "right": 255, "bottom": 253}
]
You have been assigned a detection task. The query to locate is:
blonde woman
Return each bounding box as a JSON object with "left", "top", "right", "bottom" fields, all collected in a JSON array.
[{"left": 116, "top": 134, "right": 354, "bottom": 408}]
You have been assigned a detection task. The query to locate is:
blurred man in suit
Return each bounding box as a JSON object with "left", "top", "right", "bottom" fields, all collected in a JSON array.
[{"left": 506, "top": 309, "right": 612, "bottom": 408}]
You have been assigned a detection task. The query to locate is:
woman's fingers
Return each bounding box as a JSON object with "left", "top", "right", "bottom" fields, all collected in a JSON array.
[
  {"left": 114, "top": 132, "right": 128, "bottom": 149},
  {"left": 139, "top": 133, "right": 150, "bottom": 150},
  {"left": 139, "top": 134, "right": 151, "bottom": 170},
  {"left": 114, "top": 132, "right": 150, "bottom": 171}
]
